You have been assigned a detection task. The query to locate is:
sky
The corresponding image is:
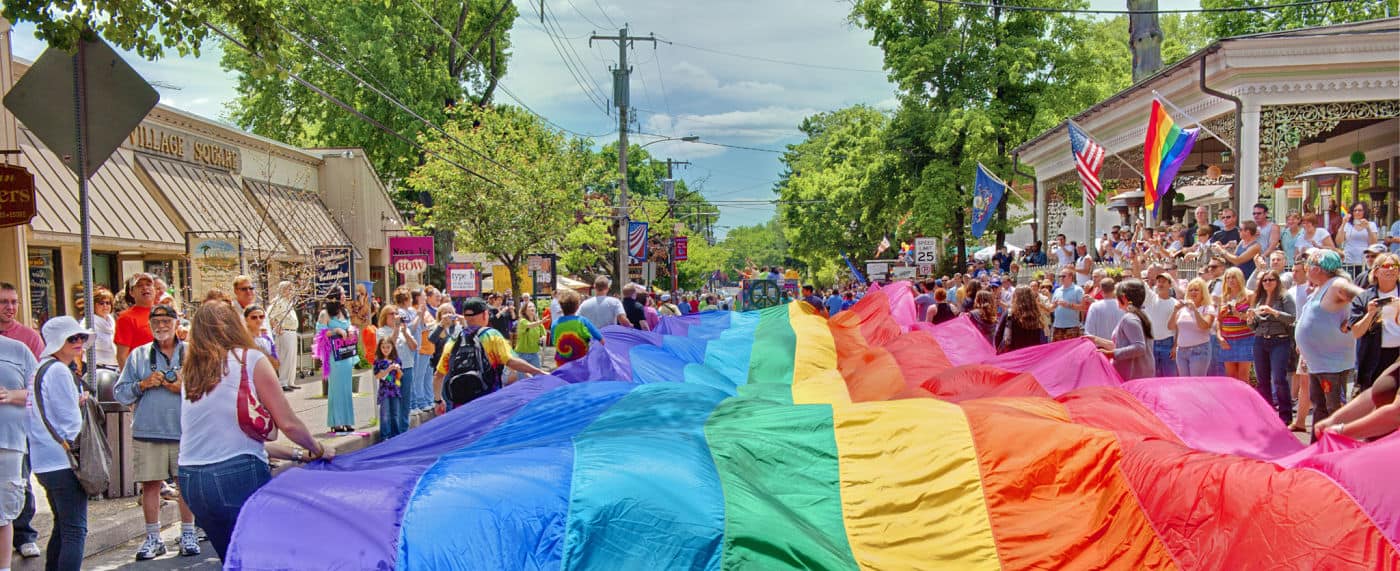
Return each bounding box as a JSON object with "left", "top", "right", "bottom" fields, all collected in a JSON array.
[{"left": 9, "top": 0, "right": 1202, "bottom": 236}]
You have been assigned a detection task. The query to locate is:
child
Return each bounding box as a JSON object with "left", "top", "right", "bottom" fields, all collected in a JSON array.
[
  {"left": 550, "top": 289, "right": 604, "bottom": 368},
  {"left": 373, "top": 334, "right": 406, "bottom": 441}
]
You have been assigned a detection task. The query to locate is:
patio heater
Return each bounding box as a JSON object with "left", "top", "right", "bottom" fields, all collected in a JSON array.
[{"left": 1294, "top": 165, "right": 1356, "bottom": 231}]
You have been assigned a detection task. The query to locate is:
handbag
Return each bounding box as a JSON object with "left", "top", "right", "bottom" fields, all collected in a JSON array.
[
  {"left": 33, "top": 360, "right": 112, "bottom": 496},
  {"left": 236, "top": 350, "right": 279, "bottom": 442},
  {"left": 332, "top": 336, "right": 358, "bottom": 361}
]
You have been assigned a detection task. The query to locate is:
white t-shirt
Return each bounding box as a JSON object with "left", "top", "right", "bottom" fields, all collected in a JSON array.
[
  {"left": 1084, "top": 298, "right": 1125, "bottom": 339},
  {"left": 1075, "top": 256, "right": 1093, "bottom": 286},
  {"left": 179, "top": 349, "right": 271, "bottom": 467},
  {"left": 1143, "top": 289, "right": 1177, "bottom": 340},
  {"left": 1340, "top": 220, "right": 1378, "bottom": 264},
  {"left": 1293, "top": 227, "right": 1331, "bottom": 253},
  {"left": 1053, "top": 245, "right": 1074, "bottom": 267},
  {"left": 1380, "top": 289, "right": 1399, "bottom": 348},
  {"left": 83, "top": 314, "right": 117, "bottom": 368},
  {"left": 1174, "top": 304, "right": 1216, "bottom": 348},
  {"left": 27, "top": 359, "right": 82, "bottom": 474},
  {"left": 577, "top": 295, "right": 625, "bottom": 330}
]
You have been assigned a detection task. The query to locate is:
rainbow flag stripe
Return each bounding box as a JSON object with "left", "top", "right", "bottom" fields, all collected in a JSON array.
[
  {"left": 1143, "top": 98, "right": 1199, "bottom": 218},
  {"left": 228, "top": 284, "right": 1399, "bottom": 570}
]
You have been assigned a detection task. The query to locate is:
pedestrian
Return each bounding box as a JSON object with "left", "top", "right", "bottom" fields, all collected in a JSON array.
[
  {"left": 513, "top": 303, "right": 547, "bottom": 376},
  {"left": 267, "top": 281, "right": 301, "bottom": 393},
  {"left": 658, "top": 294, "right": 681, "bottom": 317},
  {"left": 0, "top": 284, "right": 39, "bottom": 560},
  {"left": 387, "top": 289, "right": 419, "bottom": 419},
  {"left": 1280, "top": 210, "right": 1302, "bottom": 264},
  {"left": 1048, "top": 267, "right": 1086, "bottom": 341},
  {"left": 112, "top": 304, "right": 200, "bottom": 560},
  {"left": 412, "top": 290, "right": 437, "bottom": 414},
  {"left": 1339, "top": 203, "right": 1379, "bottom": 270},
  {"left": 1350, "top": 252, "right": 1399, "bottom": 392},
  {"left": 375, "top": 307, "right": 413, "bottom": 440},
  {"left": 82, "top": 287, "right": 118, "bottom": 370},
  {"left": 0, "top": 335, "right": 34, "bottom": 571},
  {"left": 550, "top": 290, "right": 604, "bottom": 368},
  {"left": 620, "top": 284, "right": 649, "bottom": 330},
  {"left": 1296, "top": 249, "right": 1364, "bottom": 431},
  {"left": 993, "top": 286, "right": 1047, "bottom": 353},
  {"left": 178, "top": 301, "right": 331, "bottom": 562},
  {"left": 114, "top": 273, "right": 159, "bottom": 371},
  {"left": 426, "top": 303, "right": 461, "bottom": 403},
  {"left": 641, "top": 293, "right": 661, "bottom": 330},
  {"left": 1212, "top": 220, "right": 1262, "bottom": 278},
  {"left": 27, "top": 317, "right": 91, "bottom": 571},
  {"left": 1084, "top": 279, "right": 1125, "bottom": 339},
  {"left": 1293, "top": 214, "right": 1336, "bottom": 253},
  {"left": 967, "top": 290, "right": 998, "bottom": 346},
  {"left": 1288, "top": 254, "right": 1314, "bottom": 431},
  {"left": 1144, "top": 270, "right": 1180, "bottom": 377},
  {"left": 927, "top": 288, "right": 957, "bottom": 325},
  {"left": 433, "top": 298, "right": 547, "bottom": 414},
  {"left": 245, "top": 305, "right": 280, "bottom": 374},
  {"left": 1170, "top": 278, "right": 1216, "bottom": 376},
  {"left": 1215, "top": 268, "right": 1256, "bottom": 384},
  {"left": 1247, "top": 269, "right": 1296, "bottom": 424},
  {"left": 914, "top": 281, "right": 936, "bottom": 322},
  {"left": 315, "top": 287, "right": 357, "bottom": 433},
  {"left": 371, "top": 334, "right": 405, "bottom": 442},
  {"left": 578, "top": 277, "right": 629, "bottom": 329},
  {"left": 1088, "top": 279, "right": 1155, "bottom": 381}
]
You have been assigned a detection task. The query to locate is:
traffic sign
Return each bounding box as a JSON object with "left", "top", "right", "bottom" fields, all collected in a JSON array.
[{"left": 913, "top": 237, "right": 938, "bottom": 265}]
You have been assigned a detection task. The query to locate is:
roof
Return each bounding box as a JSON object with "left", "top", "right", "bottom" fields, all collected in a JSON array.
[
  {"left": 1013, "top": 17, "right": 1400, "bottom": 156},
  {"left": 134, "top": 154, "right": 286, "bottom": 253},
  {"left": 19, "top": 127, "right": 185, "bottom": 249},
  {"left": 243, "top": 178, "right": 354, "bottom": 257}
]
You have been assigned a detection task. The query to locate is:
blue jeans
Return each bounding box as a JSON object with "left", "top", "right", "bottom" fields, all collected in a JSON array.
[
  {"left": 1152, "top": 337, "right": 1177, "bottom": 377},
  {"left": 379, "top": 392, "right": 410, "bottom": 441},
  {"left": 413, "top": 352, "right": 435, "bottom": 410},
  {"left": 1175, "top": 343, "right": 1211, "bottom": 376},
  {"left": 399, "top": 366, "right": 416, "bottom": 416},
  {"left": 180, "top": 455, "right": 271, "bottom": 561},
  {"left": 1207, "top": 337, "right": 1226, "bottom": 376},
  {"left": 35, "top": 469, "right": 86, "bottom": 571},
  {"left": 1253, "top": 336, "right": 1295, "bottom": 424}
]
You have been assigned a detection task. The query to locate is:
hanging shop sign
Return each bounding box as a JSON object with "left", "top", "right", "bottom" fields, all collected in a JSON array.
[
  {"left": 0, "top": 164, "right": 36, "bottom": 228},
  {"left": 446, "top": 263, "right": 480, "bottom": 297},
  {"left": 388, "top": 236, "right": 435, "bottom": 264},
  {"left": 312, "top": 246, "right": 354, "bottom": 300}
]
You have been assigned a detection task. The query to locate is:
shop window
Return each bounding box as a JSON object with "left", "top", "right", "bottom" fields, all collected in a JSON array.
[{"left": 26, "top": 248, "right": 62, "bottom": 326}]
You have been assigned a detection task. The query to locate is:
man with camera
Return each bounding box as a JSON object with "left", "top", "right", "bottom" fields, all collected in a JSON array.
[{"left": 113, "top": 304, "right": 200, "bottom": 560}]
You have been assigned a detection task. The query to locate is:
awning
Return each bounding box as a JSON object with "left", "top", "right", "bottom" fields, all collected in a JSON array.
[
  {"left": 19, "top": 128, "right": 184, "bottom": 250},
  {"left": 135, "top": 154, "right": 285, "bottom": 253},
  {"left": 558, "top": 276, "right": 590, "bottom": 291},
  {"left": 243, "top": 179, "right": 353, "bottom": 258},
  {"left": 1177, "top": 184, "right": 1231, "bottom": 207}
]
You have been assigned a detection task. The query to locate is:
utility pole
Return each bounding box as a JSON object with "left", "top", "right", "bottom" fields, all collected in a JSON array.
[
  {"left": 664, "top": 158, "right": 690, "bottom": 292},
  {"left": 591, "top": 27, "right": 658, "bottom": 285}
]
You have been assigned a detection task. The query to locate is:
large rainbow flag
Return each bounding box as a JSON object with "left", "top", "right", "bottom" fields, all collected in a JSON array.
[
  {"left": 229, "top": 284, "right": 1398, "bottom": 569},
  {"left": 1143, "top": 98, "right": 1199, "bottom": 219}
]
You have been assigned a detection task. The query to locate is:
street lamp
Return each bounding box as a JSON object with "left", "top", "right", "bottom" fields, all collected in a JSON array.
[
  {"left": 1295, "top": 164, "right": 1356, "bottom": 232},
  {"left": 617, "top": 135, "right": 699, "bottom": 289}
]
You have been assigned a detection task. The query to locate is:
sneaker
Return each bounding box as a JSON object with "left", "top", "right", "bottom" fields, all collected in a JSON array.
[
  {"left": 18, "top": 542, "right": 40, "bottom": 558},
  {"left": 135, "top": 536, "right": 167, "bottom": 561},
  {"left": 179, "top": 533, "right": 201, "bottom": 556}
]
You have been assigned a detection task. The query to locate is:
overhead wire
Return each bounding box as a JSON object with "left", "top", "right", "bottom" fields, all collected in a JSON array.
[
  {"left": 524, "top": 2, "right": 611, "bottom": 113},
  {"left": 177, "top": 5, "right": 501, "bottom": 186},
  {"left": 540, "top": 1, "right": 614, "bottom": 110},
  {"left": 560, "top": 0, "right": 611, "bottom": 30},
  {"left": 656, "top": 36, "right": 886, "bottom": 74},
  {"left": 590, "top": 0, "right": 621, "bottom": 28}
]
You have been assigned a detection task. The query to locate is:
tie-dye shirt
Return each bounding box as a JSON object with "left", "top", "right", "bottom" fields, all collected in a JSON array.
[{"left": 550, "top": 315, "right": 603, "bottom": 365}]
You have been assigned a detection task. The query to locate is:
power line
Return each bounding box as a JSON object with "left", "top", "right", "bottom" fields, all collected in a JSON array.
[
  {"left": 636, "top": 131, "right": 786, "bottom": 154},
  {"left": 540, "top": 2, "right": 614, "bottom": 110},
  {"left": 591, "top": 0, "right": 621, "bottom": 28},
  {"left": 930, "top": 0, "right": 1356, "bottom": 14},
  {"left": 183, "top": 8, "right": 501, "bottom": 186},
  {"left": 653, "top": 48, "right": 674, "bottom": 121},
  {"left": 560, "top": 0, "right": 611, "bottom": 30},
  {"left": 658, "top": 37, "right": 886, "bottom": 74}
]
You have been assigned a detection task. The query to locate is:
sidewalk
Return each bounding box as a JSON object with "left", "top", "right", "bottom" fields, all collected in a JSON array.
[{"left": 15, "top": 367, "right": 383, "bottom": 568}]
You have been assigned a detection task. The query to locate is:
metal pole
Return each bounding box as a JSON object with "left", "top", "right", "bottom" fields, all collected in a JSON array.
[
  {"left": 72, "top": 44, "right": 95, "bottom": 391},
  {"left": 615, "top": 28, "right": 630, "bottom": 285}
]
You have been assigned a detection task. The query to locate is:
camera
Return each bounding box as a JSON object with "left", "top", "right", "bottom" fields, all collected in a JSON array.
[{"left": 161, "top": 369, "right": 178, "bottom": 382}]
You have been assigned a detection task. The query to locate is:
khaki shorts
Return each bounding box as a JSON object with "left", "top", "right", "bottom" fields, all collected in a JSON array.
[
  {"left": 133, "top": 439, "right": 180, "bottom": 483},
  {"left": 0, "top": 449, "right": 23, "bottom": 524}
]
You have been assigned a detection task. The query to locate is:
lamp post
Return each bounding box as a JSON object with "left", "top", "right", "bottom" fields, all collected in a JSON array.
[{"left": 620, "top": 135, "right": 698, "bottom": 290}]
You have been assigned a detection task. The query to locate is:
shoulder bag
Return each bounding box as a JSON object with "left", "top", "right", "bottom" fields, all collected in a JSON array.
[{"left": 235, "top": 350, "right": 279, "bottom": 442}]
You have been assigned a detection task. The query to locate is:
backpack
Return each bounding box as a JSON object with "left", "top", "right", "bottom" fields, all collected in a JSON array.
[
  {"left": 34, "top": 360, "right": 112, "bottom": 496},
  {"left": 443, "top": 326, "right": 502, "bottom": 407}
]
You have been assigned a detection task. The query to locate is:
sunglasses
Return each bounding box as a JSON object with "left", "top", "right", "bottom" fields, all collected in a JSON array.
[
  {"left": 1260, "top": 278, "right": 1278, "bottom": 283},
  {"left": 1380, "top": 263, "right": 1399, "bottom": 270},
  {"left": 66, "top": 334, "right": 89, "bottom": 344},
  {"left": 249, "top": 315, "right": 266, "bottom": 320},
  {"left": 236, "top": 286, "right": 255, "bottom": 292}
]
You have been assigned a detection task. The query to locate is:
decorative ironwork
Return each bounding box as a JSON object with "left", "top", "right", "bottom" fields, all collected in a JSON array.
[
  {"left": 1259, "top": 100, "right": 1400, "bottom": 183},
  {"left": 1202, "top": 114, "right": 1237, "bottom": 149}
]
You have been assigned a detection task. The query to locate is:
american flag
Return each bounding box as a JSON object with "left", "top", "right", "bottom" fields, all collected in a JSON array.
[
  {"left": 627, "top": 221, "right": 648, "bottom": 263},
  {"left": 1068, "top": 122, "right": 1106, "bottom": 203}
]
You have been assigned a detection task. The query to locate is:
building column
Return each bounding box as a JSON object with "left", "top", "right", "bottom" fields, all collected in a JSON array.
[
  {"left": 1238, "top": 101, "right": 1262, "bottom": 213},
  {"left": 1035, "top": 176, "right": 1049, "bottom": 247},
  {"left": 0, "top": 19, "right": 29, "bottom": 323}
]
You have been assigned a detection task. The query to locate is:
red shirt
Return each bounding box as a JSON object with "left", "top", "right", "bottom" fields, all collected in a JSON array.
[
  {"left": 0, "top": 322, "right": 44, "bottom": 358},
  {"left": 113, "top": 305, "right": 154, "bottom": 350}
]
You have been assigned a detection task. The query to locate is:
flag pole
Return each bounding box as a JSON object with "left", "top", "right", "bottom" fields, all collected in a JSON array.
[
  {"left": 1068, "top": 119, "right": 1147, "bottom": 180},
  {"left": 1151, "top": 90, "right": 1235, "bottom": 153}
]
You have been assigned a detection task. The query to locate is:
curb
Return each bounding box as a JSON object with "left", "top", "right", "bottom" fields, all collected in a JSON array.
[{"left": 15, "top": 495, "right": 178, "bottom": 568}]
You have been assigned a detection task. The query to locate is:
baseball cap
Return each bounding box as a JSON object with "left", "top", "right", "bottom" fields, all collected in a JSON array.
[
  {"left": 149, "top": 304, "right": 178, "bottom": 320},
  {"left": 460, "top": 298, "right": 489, "bottom": 316},
  {"left": 1366, "top": 243, "right": 1386, "bottom": 254}
]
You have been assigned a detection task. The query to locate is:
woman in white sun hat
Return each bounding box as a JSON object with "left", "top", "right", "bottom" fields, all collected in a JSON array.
[{"left": 26, "top": 316, "right": 91, "bottom": 571}]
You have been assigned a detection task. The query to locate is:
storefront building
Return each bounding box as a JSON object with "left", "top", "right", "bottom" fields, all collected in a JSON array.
[{"left": 0, "top": 23, "right": 402, "bottom": 326}]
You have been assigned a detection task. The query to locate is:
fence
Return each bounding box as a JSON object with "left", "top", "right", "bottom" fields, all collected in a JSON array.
[{"left": 1013, "top": 257, "right": 1205, "bottom": 285}]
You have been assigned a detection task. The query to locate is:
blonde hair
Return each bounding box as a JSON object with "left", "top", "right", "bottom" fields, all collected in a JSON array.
[
  {"left": 1186, "top": 278, "right": 1209, "bottom": 305},
  {"left": 183, "top": 301, "right": 256, "bottom": 403},
  {"left": 1220, "top": 267, "right": 1248, "bottom": 304},
  {"left": 377, "top": 305, "right": 398, "bottom": 327}
]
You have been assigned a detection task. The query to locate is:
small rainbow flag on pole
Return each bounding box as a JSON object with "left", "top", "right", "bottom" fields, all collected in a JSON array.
[{"left": 1142, "top": 97, "right": 1199, "bottom": 219}]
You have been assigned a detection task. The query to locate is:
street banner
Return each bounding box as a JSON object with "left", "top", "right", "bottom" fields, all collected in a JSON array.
[
  {"left": 971, "top": 163, "right": 1007, "bottom": 239},
  {"left": 673, "top": 236, "right": 689, "bottom": 261},
  {"left": 187, "top": 232, "right": 243, "bottom": 301},
  {"left": 312, "top": 246, "right": 353, "bottom": 300},
  {"left": 628, "top": 221, "right": 649, "bottom": 263},
  {"left": 389, "top": 236, "right": 435, "bottom": 264},
  {"left": 446, "top": 263, "right": 479, "bottom": 297}
]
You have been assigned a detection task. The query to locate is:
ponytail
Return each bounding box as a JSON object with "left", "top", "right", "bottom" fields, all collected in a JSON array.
[{"left": 1117, "top": 279, "right": 1153, "bottom": 340}]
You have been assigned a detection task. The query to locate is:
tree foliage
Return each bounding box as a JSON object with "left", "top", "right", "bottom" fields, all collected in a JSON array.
[
  {"left": 2, "top": 1, "right": 283, "bottom": 61},
  {"left": 408, "top": 105, "right": 607, "bottom": 286},
  {"left": 719, "top": 218, "right": 789, "bottom": 273},
  {"left": 1200, "top": 0, "right": 1396, "bottom": 38},
  {"left": 221, "top": 0, "right": 517, "bottom": 187}
]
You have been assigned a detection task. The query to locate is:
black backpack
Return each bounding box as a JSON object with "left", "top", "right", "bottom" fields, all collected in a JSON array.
[{"left": 444, "top": 326, "right": 502, "bottom": 406}]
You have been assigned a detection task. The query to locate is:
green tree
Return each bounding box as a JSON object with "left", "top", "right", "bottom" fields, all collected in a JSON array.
[
  {"left": 408, "top": 105, "right": 607, "bottom": 287},
  {"left": 719, "top": 218, "right": 789, "bottom": 273},
  {"left": 1200, "top": 0, "right": 1395, "bottom": 38},
  {"left": 3, "top": 1, "right": 282, "bottom": 61},
  {"left": 221, "top": 0, "right": 516, "bottom": 187}
]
